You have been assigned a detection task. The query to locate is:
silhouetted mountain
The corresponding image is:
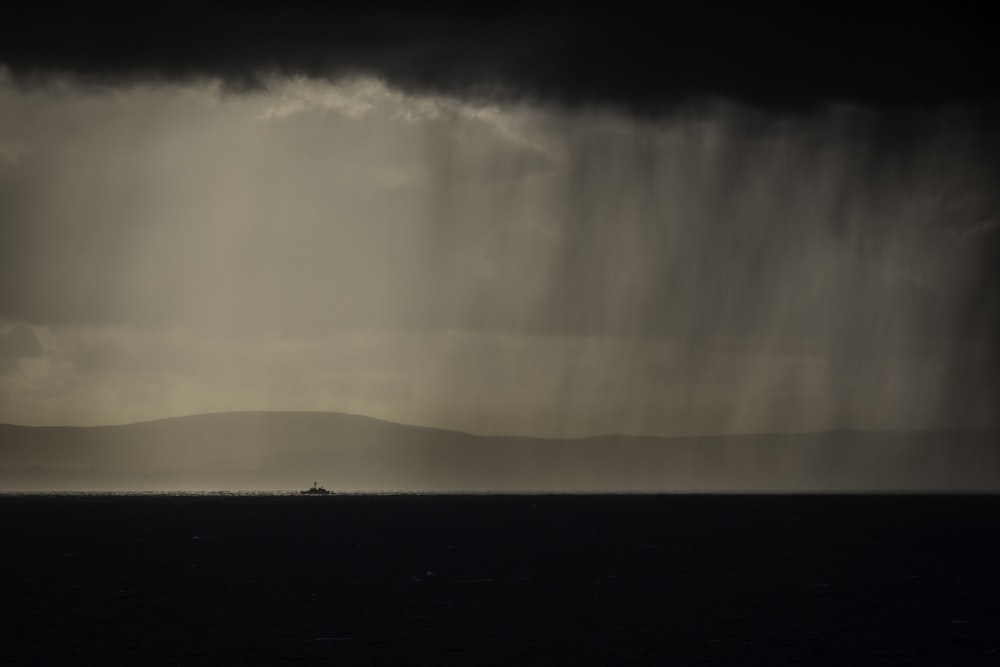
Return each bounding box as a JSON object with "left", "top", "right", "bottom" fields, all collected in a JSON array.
[{"left": 1, "top": 411, "right": 998, "bottom": 491}]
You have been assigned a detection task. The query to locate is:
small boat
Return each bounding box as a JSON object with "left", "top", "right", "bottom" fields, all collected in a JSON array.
[{"left": 300, "top": 482, "right": 331, "bottom": 495}]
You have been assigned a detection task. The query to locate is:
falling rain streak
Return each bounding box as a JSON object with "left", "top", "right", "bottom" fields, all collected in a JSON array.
[{"left": 0, "top": 75, "right": 997, "bottom": 437}]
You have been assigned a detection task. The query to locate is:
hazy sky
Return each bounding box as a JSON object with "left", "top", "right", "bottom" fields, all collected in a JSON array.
[{"left": 1, "top": 8, "right": 997, "bottom": 436}]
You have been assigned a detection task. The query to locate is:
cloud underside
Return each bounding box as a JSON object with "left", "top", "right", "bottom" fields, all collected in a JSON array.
[
  {"left": 2, "top": 8, "right": 997, "bottom": 112},
  {"left": 0, "top": 75, "right": 997, "bottom": 434}
]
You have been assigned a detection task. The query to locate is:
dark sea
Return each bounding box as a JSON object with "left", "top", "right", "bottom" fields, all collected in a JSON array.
[{"left": 2, "top": 493, "right": 998, "bottom": 665}]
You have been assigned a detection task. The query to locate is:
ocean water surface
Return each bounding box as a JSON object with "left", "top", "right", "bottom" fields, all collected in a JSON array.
[{"left": 3, "top": 493, "right": 998, "bottom": 664}]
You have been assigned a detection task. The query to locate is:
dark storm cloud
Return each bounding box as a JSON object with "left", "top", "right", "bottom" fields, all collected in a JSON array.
[{"left": 2, "top": 5, "right": 997, "bottom": 112}]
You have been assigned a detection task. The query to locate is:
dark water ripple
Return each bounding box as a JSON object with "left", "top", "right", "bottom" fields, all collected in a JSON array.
[{"left": 2, "top": 494, "right": 999, "bottom": 665}]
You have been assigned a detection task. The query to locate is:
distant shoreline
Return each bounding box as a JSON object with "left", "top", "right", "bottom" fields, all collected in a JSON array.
[{"left": 2, "top": 411, "right": 998, "bottom": 493}]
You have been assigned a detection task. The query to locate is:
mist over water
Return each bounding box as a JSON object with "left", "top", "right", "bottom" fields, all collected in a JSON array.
[{"left": 0, "top": 76, "right": 997, "bottom": 438}]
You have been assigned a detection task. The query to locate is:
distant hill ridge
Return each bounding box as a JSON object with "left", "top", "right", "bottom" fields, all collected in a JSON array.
[{"left": 1, "top": 411, "right": 998, "bottom": 492}]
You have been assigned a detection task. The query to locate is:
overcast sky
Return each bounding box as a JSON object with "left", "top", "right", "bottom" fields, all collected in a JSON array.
[{"left": 1, "top": 7, "right": 997, "bottom": 436}]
